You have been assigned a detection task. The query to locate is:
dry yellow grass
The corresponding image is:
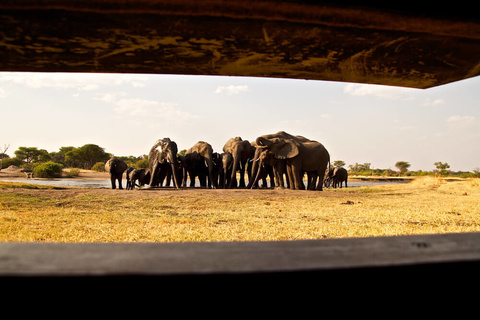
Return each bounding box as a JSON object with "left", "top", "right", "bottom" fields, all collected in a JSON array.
[{"left": 0, "top": 177, "right": 479, "bottom": 242}]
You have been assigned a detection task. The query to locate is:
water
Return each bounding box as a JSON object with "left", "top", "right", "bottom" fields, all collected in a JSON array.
[
  {"left": 0, "top": 178, "right": 405, "bottom": 189},
  {"left": 0, "top": 178, "right": 112, "bottom": 189}
]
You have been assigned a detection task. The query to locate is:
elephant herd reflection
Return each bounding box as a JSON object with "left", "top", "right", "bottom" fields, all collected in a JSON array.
[{"left": 106, "top": 131, "right": 348, "bottom": 191}]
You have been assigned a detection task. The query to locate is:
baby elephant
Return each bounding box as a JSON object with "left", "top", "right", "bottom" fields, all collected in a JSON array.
[
  {"left": 330, "top": 167, "right": 348, "bottom": 188},
  {"left": 126, "top": 168, "right": 151, "bottom": 190}
]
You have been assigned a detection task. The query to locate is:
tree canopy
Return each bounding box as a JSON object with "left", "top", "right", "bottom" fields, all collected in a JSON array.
[
  {"left": 64, "top": 144, "right": 110, "bottom": 169},
  {"left": 395, "top": 161, "right": 411, "bottom": 174}
]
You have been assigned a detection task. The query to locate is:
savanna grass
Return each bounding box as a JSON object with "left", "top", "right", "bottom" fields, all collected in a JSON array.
[{"left": 0, "top": 177, "right": 479, "bottom": 242}]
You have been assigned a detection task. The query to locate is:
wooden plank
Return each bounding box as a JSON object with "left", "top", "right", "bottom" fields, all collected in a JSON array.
[
  {"left": 1, "top": 1, "right": 480, "bottom": 88},
  {"left": 1, "top": 233, "right": 479, "bottom": 277}
]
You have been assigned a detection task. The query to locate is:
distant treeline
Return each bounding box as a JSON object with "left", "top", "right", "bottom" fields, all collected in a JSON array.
[
  {"left": 346, "top": 161, "right": 480, "bottom": 178},
  {"left": 0, "top": 144, "right": 148, "bottom": 171},
  {"left": 1, "top": 144, "right": 479, "bottom": 178}
]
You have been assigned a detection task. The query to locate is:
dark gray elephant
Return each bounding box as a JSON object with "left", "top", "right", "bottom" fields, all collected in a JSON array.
[
  {"left": 222, "top": 137, "right": 255, "bottom": 188},
  {"left": 182, "top": 141, "right": 216, "bottom": 188},
  {"left": 211, "top": 152, "right": 223, "bottom": 188},
  {"left": 327, "top": 167, "right": 348, "bottom": 188},
  {"left": 126, "top": 167, "right": 135, "bottom": 190},
  {"left": 255, "top": 131, "right": 330, "bottom": 191},
  {"left": 247, "top": 146, "right": 277, "bottom": 189},
  {"left": 105, "top": 157, "right": 128, "bottom": 189},
  {"left": 220, "top": 152, "right": 233, "bottom": 188},
  {"left": 179, "top": 154, "right": 208, "bottom": 187},
  {"left": 148, "top": 138, "right": 181, "bottom": 188},
  {"left": 126, "top": 168, "right": 151, "bottom": 190}
]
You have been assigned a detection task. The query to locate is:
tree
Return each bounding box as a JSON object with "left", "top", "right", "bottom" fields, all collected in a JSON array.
[
  {"left": 434, "top": 162, "right": 450, "bottom": 175},
  {"left": 65, "top": 144, "right": 110, "bottom": 169},
  {"left": 14, "top": 147, "right": 49, "bottom": 165},
  {"left": 50, "top": 146, "right": 76, "bottom": 165},
  {"left": 333, "top": 160, "right": 346, "bottom": 168},
  {"left": 348, "top": 163, "right": 371, "bottom": 173},
  {"left": 0, "top": 144, "right": 9, "bottom": 170},
  {"left": 395, "top": 161, "right": 411, "bottom": 175}
]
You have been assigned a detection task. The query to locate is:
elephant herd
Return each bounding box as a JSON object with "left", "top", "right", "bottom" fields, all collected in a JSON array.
[{"left": 105, "top": 131, "right": 348, "bottom": 191}]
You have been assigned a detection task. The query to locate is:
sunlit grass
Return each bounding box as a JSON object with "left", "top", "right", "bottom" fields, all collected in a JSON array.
[{"left": 0, "top": 177, "right": 479, "bottom": 242}]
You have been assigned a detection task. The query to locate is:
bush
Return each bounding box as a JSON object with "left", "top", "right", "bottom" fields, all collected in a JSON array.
[
  {"left": 135, "top": 158, "right": 149, "bottom": 169},
  {"left": 91, "top": 162, "right": 106, "bottom": 172},
  {"left": 34, "top": 161, "right": 63, "bottom": 178},
  {"left": 64, "top": 168, "right": 80, "bottom": 177},
  {"left": 1, "top": 157, "right": 23, "bottom": 169}
]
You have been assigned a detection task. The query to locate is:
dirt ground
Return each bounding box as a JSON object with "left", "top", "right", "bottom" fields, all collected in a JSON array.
[{"left": 0, "top": 165, "right": 345, "bottom": 199}]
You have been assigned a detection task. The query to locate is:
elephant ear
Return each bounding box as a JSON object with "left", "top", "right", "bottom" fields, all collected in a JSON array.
[
  {"left": 222, "top": 138, "right": 236, "bottom": 153},
  {"left": 274, "top": 139, "right": 299, "bottom": 159}
]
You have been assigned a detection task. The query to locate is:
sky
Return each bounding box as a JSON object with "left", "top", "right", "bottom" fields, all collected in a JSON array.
[{"left": 0, "top": 71, "right": 479, "bottom": 172}]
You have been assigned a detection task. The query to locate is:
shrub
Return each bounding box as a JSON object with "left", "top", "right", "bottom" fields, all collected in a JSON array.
[
  {"left": 34, "top": 161, "right": 63, "bottom": 178},
  {"left": 135, "top": 158, "right": 149, "bottom": 169},
  {"left": 92, "top": 162, "right": 106, "bottom": 172},
  {"left": 64, "top": 168, "right": 80, "bottom": 177}
]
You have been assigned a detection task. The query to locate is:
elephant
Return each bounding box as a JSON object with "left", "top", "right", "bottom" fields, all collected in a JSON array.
[
  {"left": 220, "top": 152, "right": 233, "bottom": 188},
  {"left": 148, "top": 138, "right": 181, "bottom": 188},
  {"left": 255, "top": 132, "right": 330, "bottom": 191},
  {"left": 327, "top": 167, "right": 348, "bottom": 188},
  {"left": 126, "top": 167, "right": 135, "bottom": 190},
  {"left": 222, "top": 137, "right": 255, "bottom": 188},
  {"left": 247, "top": 146, "right": 278, "bottom": 189},
  {"left": 182, "top": 141, "right": 217, "bottom": 188},
  {"left": 126, "top": 168, "right": 151, "bottom": 190},
  {"left": 211, "top": 152, "right": 223, "bottom": 188},
  {"left": 179, "top": 154, "right": 208, "bottom": 187},
  {"left": 105, "top": 157, "right": 128, "bottom": 189}
]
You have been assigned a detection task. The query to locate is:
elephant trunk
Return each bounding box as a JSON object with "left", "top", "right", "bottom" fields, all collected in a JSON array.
[
  {"left": 250, "top": 159, "right": 264, "bottom": 189},
  {"left": 256, "top": 137, "right": 272, "bottom": 147},
  {"left": 167, "top": 152, "right": 181, "bottom": 189},
  {"left": 228, "top": 152, "right": 240, "bottom": 189},
  {"left": 247, "top": 152, "right": 260, "bottom": 189},
  {"left": 205, "top": 153, "right": 216, "bottom": 189}
]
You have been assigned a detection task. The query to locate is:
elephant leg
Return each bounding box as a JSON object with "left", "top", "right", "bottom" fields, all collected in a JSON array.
[
  {"left": 286, "top": 165, "right": 295, "bottom": 190},
  {"left": 200, "top": 175, "right": 207, "bottom": 187},
  {"left": 275, "top": 167, "right": 284, "bottom": 188},
  {"left": 181, "top": 167, "right": 188, "bottom": 188},
  {"left": 165, "top": 166, "right": 172, "bottom": 187},
  {"left": 291, "top": 165, "right": 305, "bottom": 190},
  {"left": 110, "top": 175, "right": 116, "bottom": 189},
  {"left": 316, "top": 170, "right": 325, "bottom": 191},
  {"left": 239, "top": 162, "right": 246, "bottom": 188},
  {"left": 117, "top": 174, "right": 123, "bottom": 189},
  {"left": 189, "top": 173, "right": 195, "bottom": 187}
]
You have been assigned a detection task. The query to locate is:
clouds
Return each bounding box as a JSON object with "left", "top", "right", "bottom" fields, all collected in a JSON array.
[
  {"left": 420, "top": 98, "right": 445, "bottom": 107},
  {"left": 96, "top": 92, "right": 198, "bottom": 123},
  {"left": 446, "top": 115, "right": 475, "bottom": 126},
  {"left": 343, "top": 83, "right": 416, "bottom": 100},
  {"left": 215, "top": 85, "right": 249, "bottom": 95},
  {"left": 0, "top": 72, "right": 147, "bottom": 93}
]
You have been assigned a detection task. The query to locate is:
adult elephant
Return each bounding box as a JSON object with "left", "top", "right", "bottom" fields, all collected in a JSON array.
[
  {"left": 211, "top": 152, "right": 223, "bottom": 188},
  {"left": 255, "top": 132, "right": 330, "bottom": 191},
  {"left": 249, "top": 131, "right": 310, "bottom": 189},
  {"left": 182, "top": 141, "right": 217, "bottom": 188},
  {"left": 222, "top": 137, "right": 255, "bottom": 188},
  {"left": 105, "top": 157, "right": 128, "bottom": 189},
  {"left": 220, "top": 152, "right": 233, "bottom": 188},
  {"left": 247, "top": 146, "right": 278, "bottom": 189},
  {"left": 148, "top": 138, "right": 181, "bottom": 188},
  {"left": 179, "top": 154, "right": 208, "bottom": 187}
]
